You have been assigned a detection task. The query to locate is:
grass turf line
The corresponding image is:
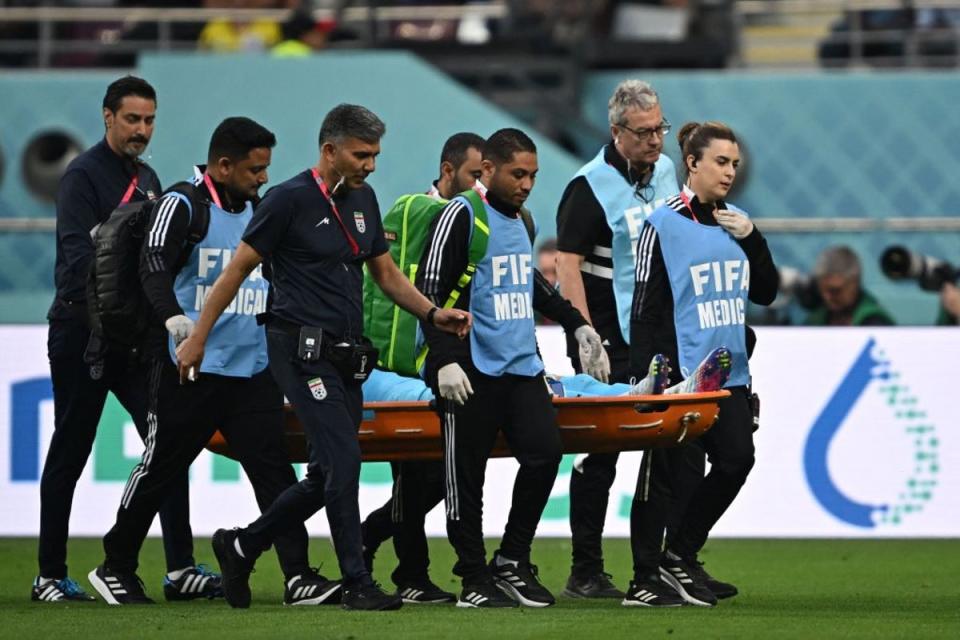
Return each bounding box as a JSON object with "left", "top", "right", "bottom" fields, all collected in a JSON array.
[{"left": 1, "top": 538, "right": 958, "bottom": 639}]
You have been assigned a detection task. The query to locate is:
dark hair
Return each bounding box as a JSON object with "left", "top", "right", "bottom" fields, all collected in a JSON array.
[
  {"left": 318, "top": 103, "right": 386, "bottom": 147},
  {"left": 208, "top": 117, "right": 277, "bottom": 163},
  {"left": 440, "top": 132, "right": 485, "bottom": 169},
  {"left": 102, "top": 75, "right": 157, "bottom": 113},
  {"left": 483, "top": 128, "right": 536, "bottom": 166},
  {"left": 677, "top": 121, "right": 737, "bottom": 174}
]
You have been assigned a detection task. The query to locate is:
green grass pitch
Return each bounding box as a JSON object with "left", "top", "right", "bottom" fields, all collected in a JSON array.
[{"left": 1, "top": 537, "right": 958, "bottom": 639}]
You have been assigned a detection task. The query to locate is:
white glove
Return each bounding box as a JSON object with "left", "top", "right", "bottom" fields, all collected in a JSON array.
[
  {"left": 437, "top": 362, "right": 474, "bottom": 406},
  {"left": 574, "top": 325, "right": 610, "bottom": 383},
  {"left": 715, "top": 210, "right": 754, "bottom": 240},
  {"left": 165, "top": 314, "right": 194, "bottom": 346}
]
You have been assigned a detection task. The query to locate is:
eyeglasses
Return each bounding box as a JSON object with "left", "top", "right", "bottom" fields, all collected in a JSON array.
[{"left": 620, "top": 119, "right": 671, "bottom": 142}]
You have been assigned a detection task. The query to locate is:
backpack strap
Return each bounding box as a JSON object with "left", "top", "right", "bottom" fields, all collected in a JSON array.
[
  {"left": 413, "top": 188, "right": 491, "bottom": 373},
  {"left": 165, "top": 180, "right": 211, "bottom": 273}
]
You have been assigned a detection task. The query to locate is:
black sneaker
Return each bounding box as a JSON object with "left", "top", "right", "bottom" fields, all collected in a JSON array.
[
  {"left": 622, "top": 575, "right": 686, "bottom": 608},
  {"left": 490, "top": 556, "right": 555, "bottom": 608},
  {"left": 31, "top": 576, "right": 96, "bottom": 603},
  {"left": 562, "top": 572, "right": 625, "bottom": 599},
  {"left": 87, "top": 565, "right": 155, "bottom": 605},
  {"left": 396, "top": 579, "right": 457, "bottom": 604},
  {"left": 659, "top": 552, "right": 718, "bottom": 607},
  {"left": 691, "top": 558, "right": 738, "bottom": 600},
  {"left": 342, "top": 582, "right": 403, "bottom": 611},
  {"left": 211, "top": 528, "right": 255, "bottom": 609},
  {"left": 456, "top": 579, "right": 519, "bottom": 608},
  {"left": 163, "top": 564, "right": 223, "bottom": 601},
  {"left": 283, "top": 569, "right": 342, "bottom": 606}
]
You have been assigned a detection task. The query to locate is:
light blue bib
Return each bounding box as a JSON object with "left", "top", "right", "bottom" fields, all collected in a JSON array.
[
  {"left": 168, "top": 193, "right": 268, "bottom": 378},
  {"left": 647, "top": 203, "right": 751, "bottom": 387},
  {"left": 467, "top": 201, "right": 543, "bottom": 377},
  {"left": 576, "top": 149, "right": 679, "bottom": 342}
]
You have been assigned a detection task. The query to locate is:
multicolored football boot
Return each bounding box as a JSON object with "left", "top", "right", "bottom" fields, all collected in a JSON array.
[
  {"left": 627, "top": 354, "right": 671, "bottom": 395},
  {"left": 667, "top": 347, "right": 732, "bottom": 394}
]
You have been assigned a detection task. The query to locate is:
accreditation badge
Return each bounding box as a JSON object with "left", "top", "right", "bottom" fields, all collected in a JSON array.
[
  {"left": 353, "top": 211, "right": 366, "bottom": 234},
  {"left": 308, "top": 376, "right": 327, "bottom": 401}
]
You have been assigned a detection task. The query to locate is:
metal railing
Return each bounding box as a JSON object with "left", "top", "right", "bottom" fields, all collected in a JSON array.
[{"left": 0, "top": 2, "right": 509, "bottom": 68}]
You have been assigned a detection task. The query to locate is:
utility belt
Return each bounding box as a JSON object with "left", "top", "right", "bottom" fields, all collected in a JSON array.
[{"left": 269, "top": 315, "right": 378, "bottom": 383}]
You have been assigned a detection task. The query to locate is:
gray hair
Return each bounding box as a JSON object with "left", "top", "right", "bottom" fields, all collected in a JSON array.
[
  {"left": 814, "top": 245, "right": 861, "bottom": 280},
  {"left": 608, "top": 79, "right": 660, "bottom": 126},
  {"left": 318, "top": 103, "right": 386, "bottom": 147}
]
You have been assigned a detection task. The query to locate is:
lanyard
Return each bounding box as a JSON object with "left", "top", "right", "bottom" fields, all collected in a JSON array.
[
  {"left": 202, "top": 172, "right": 223, "bottom": 209},
  {"left": 119, "top": 173, "right": 139, "bottom": 206},
  {"left": 678, "top": 190, "right": 702, "bottom": 224},
  {"left": 310, "top": 168, "right": 359, "bottom": 256}
]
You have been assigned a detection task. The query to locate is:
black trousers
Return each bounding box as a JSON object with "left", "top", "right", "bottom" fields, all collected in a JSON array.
[
  {"left": 102, "top": 359, "right": 310, "bottom": 579},
  {"left": 239, "top": 329, "right": 370, "bottom": 588},
  {"left": 40, "top": 315, "right": 193, "bottom": 578},
  {"left": 630, "top": 386, "right": 755, "bottom": 579},
  {"left": 568, "top": 341, "right": 706, "bottom": 578},
  {"left": 361, "top": 460, "right": 445, "bottom": 585},
  {"left": 436, "top": 369, "right": 562, "bottom": 586}
]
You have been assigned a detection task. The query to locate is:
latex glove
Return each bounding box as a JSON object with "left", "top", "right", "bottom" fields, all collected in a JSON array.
[
  {"left": 715, "top": 210, "right": 754, "bottom": 240},
  {"left": 438, "top": 362, "right": 474, "bottom": 406},
  {"left": 574, "top": 325, "right": 610, "bottom": 383},
  {"left": 165, "top": 314, "right": 194, "bottom": 345}
]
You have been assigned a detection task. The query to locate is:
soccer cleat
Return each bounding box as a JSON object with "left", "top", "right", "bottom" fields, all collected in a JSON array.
[
  {"left": 163, "top": 564, "right": 223, "bottom": 601},
  {"left": 283, "top": 569, "right": 342, "bottom": 606},
  {"left": 87, "top": 565, "right": 155, "bottom": 605},
  {"left": 31, "top": 576, "right": 96, "bottom": 603},
  {"left": 341, "top": 582, "right": 403, "bottom": 611},
  {"left": 689, "top": 558, "right": 738, "bottom": 600},
  {"left": 667, "top": 347, "right": 732, "bottom": 395},
  {"left": 396, "top": 579, "right": 457, "bottom": 604},
  {"left": 456, "top": 580, "right": 519, "bottom": 608},
  {"left": 490, "top": 556, "right": 556, "bottom": 608},
  {"left": 211, "top": 528, "right": 255, "bottom": 609},
  {"left": 622, "top": 575, "right": 685, "bottom": 608},
  {"left": 627, "top": 354, "right": 672, "bottom": 395},
  {"left": 562, "top": 572, "right": 625, "bottom": 599},
  {"left": 659, "top": 552, "right": 718, "bottom": 607}
]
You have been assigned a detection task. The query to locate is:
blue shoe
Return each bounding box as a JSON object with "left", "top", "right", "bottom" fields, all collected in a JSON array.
[
  {"left": 691, "top": 347, "right": 731, "bottom": 393},
  {"left": 32, "top": 576, "right": 96, "bottom": 603},
  {"left": 648, "top": 354, "right": 670, "bottom": 395},
  {"left": 163, "top": 564, "right": 224, "bottom": 601}
]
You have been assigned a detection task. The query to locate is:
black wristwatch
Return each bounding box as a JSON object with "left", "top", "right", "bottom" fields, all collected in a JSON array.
[{"left": 426, "top": 306, "right": 439, "bottom": 326}]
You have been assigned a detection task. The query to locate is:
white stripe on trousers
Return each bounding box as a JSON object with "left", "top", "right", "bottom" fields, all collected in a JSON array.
[
  {"left": 120, "top": 362, "right": 162, "bottom": 509},
  {"left": 443, "top": 401, "right": 459, "bottom": 521}
]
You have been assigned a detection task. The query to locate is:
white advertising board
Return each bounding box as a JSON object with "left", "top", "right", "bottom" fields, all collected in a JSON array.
[{"left": 1, "top": 325, "right": 957, "bottom": 538}]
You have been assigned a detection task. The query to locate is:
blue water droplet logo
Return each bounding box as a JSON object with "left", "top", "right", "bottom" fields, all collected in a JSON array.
[{"left": 803, "top": 338, "right": 938, "bottom": 528}]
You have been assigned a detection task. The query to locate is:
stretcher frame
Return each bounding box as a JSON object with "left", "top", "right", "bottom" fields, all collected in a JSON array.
[{"left": 207, "top": 391, "right": 728, "bottom": 463}]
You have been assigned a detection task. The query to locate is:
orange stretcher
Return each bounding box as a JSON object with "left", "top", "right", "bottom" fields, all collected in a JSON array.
[{"left": 207, "top": 391, "right": 727, "bottom": 463}]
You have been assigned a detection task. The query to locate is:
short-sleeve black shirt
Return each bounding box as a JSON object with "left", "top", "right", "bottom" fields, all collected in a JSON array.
[{"left": 243, "top": 170, "right": 388, "bottom": 339}]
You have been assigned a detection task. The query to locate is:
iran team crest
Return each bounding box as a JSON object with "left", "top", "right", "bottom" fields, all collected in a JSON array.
[
  {"left": 308, "top": 377, "right": 327, "bottom": 401},
  {"left": 354, "top": 211, "right": 366, "bottom": 233}
]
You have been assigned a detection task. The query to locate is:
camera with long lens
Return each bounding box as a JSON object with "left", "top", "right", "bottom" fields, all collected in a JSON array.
[
  {"left": 775, "top": 266, "right": 821, "bottom": 310},
  {"left": 880, "top": 246, "right": 958, "bottom": 291}
]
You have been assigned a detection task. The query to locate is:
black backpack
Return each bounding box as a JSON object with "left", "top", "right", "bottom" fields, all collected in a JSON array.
[{"left": 86, "top": 181, "right": 210, "bottom": 347}]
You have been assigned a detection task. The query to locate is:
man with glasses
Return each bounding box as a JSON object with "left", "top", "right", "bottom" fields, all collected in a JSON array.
[{"left": 555, "top": 79, "right": 680, "bottom": 600}]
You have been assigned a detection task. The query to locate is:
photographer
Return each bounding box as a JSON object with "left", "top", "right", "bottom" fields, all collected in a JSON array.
[
  {"left": 805, "top": 246, "right": 894, "bottom": 327},
  {"left": 938, "top": 283, "right": 960, "bottom": 325}
]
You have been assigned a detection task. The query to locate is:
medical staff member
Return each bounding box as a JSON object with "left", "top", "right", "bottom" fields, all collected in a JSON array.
[
  {"left": 176, "top": 104, "right": 470, "bottom": 611},
  {"left": 626, "top": 121, "right": 778, "bottom": 608}
]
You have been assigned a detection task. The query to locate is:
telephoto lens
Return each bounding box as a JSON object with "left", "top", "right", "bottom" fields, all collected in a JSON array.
[{"left": 880, "top": 246, "right": 957, "bottom": 291}]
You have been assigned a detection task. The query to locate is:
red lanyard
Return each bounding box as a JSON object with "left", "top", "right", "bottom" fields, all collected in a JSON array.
[
  {"left": 678, "top": 190, "right": 702, "bottom": 224},
  {"left": 310, "top": 168, "right": 359, "bottom": 256},
  {"left": 119, "top": 174, "right": 139, "bottom": 206},
  {"left": 202, "top": 172, "right": 223, "bottom": 209}
]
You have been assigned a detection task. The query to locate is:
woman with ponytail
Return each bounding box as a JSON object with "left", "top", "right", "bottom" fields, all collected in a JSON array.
[{"left": 622, "top": 122, "right": 779, "bottom": 608}]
